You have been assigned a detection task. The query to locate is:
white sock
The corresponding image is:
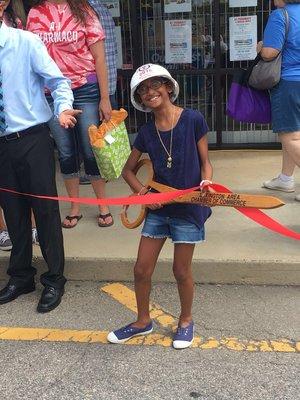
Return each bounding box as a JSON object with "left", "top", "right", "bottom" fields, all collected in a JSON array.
[{"left": 279, "top": 173, "right": 294, "bottom": 182}]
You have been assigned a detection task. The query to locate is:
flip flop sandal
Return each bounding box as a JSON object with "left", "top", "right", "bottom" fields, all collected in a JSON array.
[
  {"left": 98, "top": 213, "right": 114, "bottom": 227},
  {"left": 61, "top": 215, "right": 83, "bottom": 229}
]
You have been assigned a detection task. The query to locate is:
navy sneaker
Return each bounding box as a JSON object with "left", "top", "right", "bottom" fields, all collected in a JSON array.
[
  {"left": 107, "top": 321, "right": 153, "bottom": 344},
  {"left": 173, "top": 321, "right": 194, "bottom": 349}
]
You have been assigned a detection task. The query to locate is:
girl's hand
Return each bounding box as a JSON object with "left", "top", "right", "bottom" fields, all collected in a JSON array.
[
  {"left": 146, "top": 203, "right": 163, "bottom": 210},
  {"left": 99, "top": 98, "right": 112, "bottom": 122},
  {"left": 200, "top": 179, "right": 216, "bottom": 193}
]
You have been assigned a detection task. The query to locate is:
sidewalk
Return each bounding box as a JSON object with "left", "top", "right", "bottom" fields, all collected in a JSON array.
[{"left": 0, "top": 150, "right": 299, "bottom": 285}]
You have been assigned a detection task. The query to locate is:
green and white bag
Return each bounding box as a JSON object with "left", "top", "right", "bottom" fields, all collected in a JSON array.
[{"left": 88, "top": 109, "right": 131, "bottom": 181}]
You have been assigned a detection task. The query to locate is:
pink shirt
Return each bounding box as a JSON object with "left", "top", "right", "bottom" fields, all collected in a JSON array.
[{"left": 27, "top": 1, "right": 105, "bottom": 89}]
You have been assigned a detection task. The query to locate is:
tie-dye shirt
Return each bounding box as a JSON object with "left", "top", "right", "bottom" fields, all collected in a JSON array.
[{"left": 27, "top": 1, "right": 105, "bottom": 89}]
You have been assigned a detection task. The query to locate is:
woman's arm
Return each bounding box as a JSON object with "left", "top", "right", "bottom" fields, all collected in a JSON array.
[
  {"left": 261, "top": 47, "right": 280, "bottom": 61},
  {"left": 90, "top": 40, "right": 112, "bottom": 122},
  {"left": 197, "top": 135, "right": 213, "bottom": 187}
]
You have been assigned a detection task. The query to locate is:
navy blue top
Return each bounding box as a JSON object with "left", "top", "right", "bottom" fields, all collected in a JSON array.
[
  {"left": 133, "top": 108, "right": 212, "bottom": 228},
  {"left": 263, "top": 5, "right": 300, "bottom": 81}
]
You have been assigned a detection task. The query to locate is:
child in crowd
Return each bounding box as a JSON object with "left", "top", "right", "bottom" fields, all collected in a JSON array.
[
  {"left": 107, "top": 64, "right": 213, "bottom": 349},
  {"left": 27, "top": 0, "right": 113, "bottom": 229}
]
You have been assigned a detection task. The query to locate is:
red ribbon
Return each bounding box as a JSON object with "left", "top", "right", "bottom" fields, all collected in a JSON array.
[
  {"left": 210, "top": 183, "right": 300, "bottom": 241},
  {"left": 1, "top": 184, "right": 299, "bottom": 241}
]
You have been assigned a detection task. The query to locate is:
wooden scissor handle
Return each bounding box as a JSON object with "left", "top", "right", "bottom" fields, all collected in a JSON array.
[{"left": 121, "top": 159, "right": 154, "bottom": 229}]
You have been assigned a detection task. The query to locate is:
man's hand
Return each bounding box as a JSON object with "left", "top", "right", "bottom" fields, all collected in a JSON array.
[
  {"left": 58, "top": 109, "right": 82, "bottom": 129},
  {"left": 99, "top": 98, "right": 112, "bottom": 122}
]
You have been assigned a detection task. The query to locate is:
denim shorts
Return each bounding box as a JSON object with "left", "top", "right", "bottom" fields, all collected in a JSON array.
[
  {"left": 141, "top": 213, "right": 205, "bottom": 244},
  {"left": 270, "top": 79, "right": 300, "bottom": 133}
]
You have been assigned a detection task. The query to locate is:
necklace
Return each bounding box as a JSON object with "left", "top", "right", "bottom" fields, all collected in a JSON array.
[{"left": 155, "top": 108, "right": 175, "bottom": 169}]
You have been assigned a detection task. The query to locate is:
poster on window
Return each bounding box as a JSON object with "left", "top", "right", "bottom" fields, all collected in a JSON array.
[
  {"left": 229, "top": 0, "right": 257, "bottom": 7},
  {"left": 164, "top": 0, "right": 192, "bottom": 13},
  {"left": 229, "top": 16, "right": 257, "bottom": 61},
  {"left": 165, "top": 20, "right": 192, "bottom": 64},
  {"left": 102, "top": 0, "right": 120, "bottom": 18},
  {"left": 115, "top": 26, "right": 123, "bottom": 69}
]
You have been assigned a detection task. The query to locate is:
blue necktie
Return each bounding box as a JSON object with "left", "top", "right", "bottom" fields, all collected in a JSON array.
[{"left": 0, "top": 72, "right": 7, "bottom": 133}]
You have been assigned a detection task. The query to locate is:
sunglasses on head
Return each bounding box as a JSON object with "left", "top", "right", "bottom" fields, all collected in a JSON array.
[{"left": 136, "top": 78, "right": 169, "bottom": 96}]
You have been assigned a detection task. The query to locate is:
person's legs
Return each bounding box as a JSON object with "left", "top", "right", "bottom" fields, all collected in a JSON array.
[
  {"left": 24, "top": 127, "right": 66, "bottom": 290},
  {"left": 0, "top": 208, "right": 6, "bottom": 230},
  {"left": 47, "top": 97, "right": 81, "bottom": 227},
  {"left": 0, "top": 139, "right": 35, "bottom": 287},
  {"left": 132, "top": 236, "right": 166, "bottom": 327},
  {"left": 262, "top": 139, "right": 296, "bottom": 193},
  {"left": 172, "top": 243, "right": 195, "bottom": 327},
  {"left": 280, "top": 132, "right": 300, "bottom": 200},
  {"left": 74, "top": 83, "right": 112, "bottom": 226},
  {"left": 0, "top": 207, "right": 12, "bottom": 251},
  {"left": 281, "top": 142, "right": 296, "bottom": 176},
  {"left": 280, "top": 132, "right": 300, "bottom": 167}
]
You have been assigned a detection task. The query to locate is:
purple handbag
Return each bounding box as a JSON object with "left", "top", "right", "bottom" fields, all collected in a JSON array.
[{"left": 227, "top": 69, "right": 271, "bottom": 124}]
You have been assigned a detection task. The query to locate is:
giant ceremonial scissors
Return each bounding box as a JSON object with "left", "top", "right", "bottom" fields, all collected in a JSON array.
[{"left": 121, "top": 159, "right": 285, "bottom": 229}]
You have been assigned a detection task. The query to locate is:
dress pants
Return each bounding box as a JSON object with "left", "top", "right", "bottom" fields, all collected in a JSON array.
[{"left": 0, "top": 124, "right": 66, "bottom": 289}]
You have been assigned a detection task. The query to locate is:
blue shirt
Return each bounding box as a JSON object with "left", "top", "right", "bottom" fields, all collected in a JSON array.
[
  {"left": 263, "top": 5, "right": 300, "bottom": 81},
  {"left": 0, "top": 22, "right": 73, "bottom": 135},
  {"left": 134, "top": 109, "right": 212, "bottom": 228},
  {"left": 88, "top": 0, "right": 117, "bottom": 95}
]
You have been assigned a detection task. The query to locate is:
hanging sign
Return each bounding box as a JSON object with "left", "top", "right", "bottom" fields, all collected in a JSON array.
[
  {"left": 101, "top": 0, "right": 120, "bottom": 18},
  {"left": 165, "top": 19, "right": 192, "bottom": 64},
  {"left": 164, "top": 0, "right": 192, "bottom": 13},
  {"left": 229, "top": 16, "right": 257, "bottom": 61},
  {"left": 229, "top": 0, "right": 257, "bottom": 7}
]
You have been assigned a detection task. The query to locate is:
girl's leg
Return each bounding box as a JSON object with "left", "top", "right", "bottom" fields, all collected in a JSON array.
[
  {"left": 90, "top": 179, "right": 113, "bottom": 226},
  {"left": 63, "top": 176, "right": 81, "bottom": 217},
  {"left": 47, "top": 98, "right": 81, "bottom": 227},
  {"left": 173, "top": 243, "right": 195, "bottom": 327},
  {"left": 74, "top": 84, "right": 112, "bottom": 224},
  {"left": 132, "top": 236, "right": 166, "bottom": 328}
]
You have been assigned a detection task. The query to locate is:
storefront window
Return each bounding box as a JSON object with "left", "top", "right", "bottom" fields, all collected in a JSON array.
[{"left": 114, "top": 0, "right": 276, "bottom": 147}]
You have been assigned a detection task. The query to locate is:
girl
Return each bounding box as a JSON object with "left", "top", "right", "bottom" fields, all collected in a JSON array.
[
  {"left": 2, "top": 0, "right": 26, "bottom": 27},
  {"left": 107, "top": 64, "right": 213, "bottom": 349},
  {"left": 27, "top": 0, "right": 113, "bottom": 228}
]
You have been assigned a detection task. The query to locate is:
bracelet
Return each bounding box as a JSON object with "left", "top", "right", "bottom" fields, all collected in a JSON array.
[
  {"left": 200, "top": 179, "right": 212, "bottom": 187},
  {"left": 137, "top": 186, "right": 148, "bottom": 195}
]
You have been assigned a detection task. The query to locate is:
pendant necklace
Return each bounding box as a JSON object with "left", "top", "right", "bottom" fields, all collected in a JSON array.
[{"left": 155, "top": 107, "right": 175, "bottom": 169}]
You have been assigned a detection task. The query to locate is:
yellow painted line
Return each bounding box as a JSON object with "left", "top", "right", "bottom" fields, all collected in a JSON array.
[
  {"left": 0, "top": 326, "right": 298, "bottom": 352},
  {"left": 101, "top": 283, "right": 177, "bottom": 329}
]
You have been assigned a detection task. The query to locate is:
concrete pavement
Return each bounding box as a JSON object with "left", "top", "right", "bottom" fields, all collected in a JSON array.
[
  {"left": 0, "top": 281, "right": 299, "bottom": 400},
  {"left": 0, "top": 150, "right": 299, "bottom": 285}
]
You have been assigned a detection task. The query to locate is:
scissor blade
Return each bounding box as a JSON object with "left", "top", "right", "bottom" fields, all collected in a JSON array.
[
  {"left": 175, "top": 192, "right": 285, "bottom": 209},
  {"left": 149, "top": 180, "right": 285, "bottom": 209}
]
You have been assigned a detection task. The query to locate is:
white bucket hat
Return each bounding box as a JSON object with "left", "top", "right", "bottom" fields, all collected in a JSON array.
[{"left": 130, "top": 64, "right": 179, "bottom": 112}]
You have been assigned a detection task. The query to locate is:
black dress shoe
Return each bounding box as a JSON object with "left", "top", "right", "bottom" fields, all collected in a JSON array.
[
  {"left": 37, "top": 286, "right": 64, "bottom": 313},
  {"left": 0, "top": 283, "right": 35, "bottom": 304}
]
